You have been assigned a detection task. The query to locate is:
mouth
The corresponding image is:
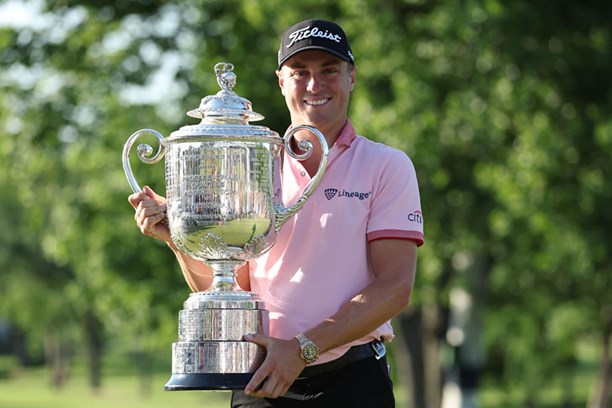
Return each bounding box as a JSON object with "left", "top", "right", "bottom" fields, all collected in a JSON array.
[{"left": 304, "top": 98, "right": 331, "bottom": 107}]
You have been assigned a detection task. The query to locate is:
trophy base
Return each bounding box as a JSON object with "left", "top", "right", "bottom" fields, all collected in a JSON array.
[{"left": 165, "top": 373, "right": 253, "bottom": 391}]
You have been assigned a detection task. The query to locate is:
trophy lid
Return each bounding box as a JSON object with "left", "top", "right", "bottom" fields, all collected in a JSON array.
[
  {"left": 186, "top": 62, "right": 264, "bottom": 124},
  {"left": 166, "top": 62, "right": 280, "bottom": 144}
]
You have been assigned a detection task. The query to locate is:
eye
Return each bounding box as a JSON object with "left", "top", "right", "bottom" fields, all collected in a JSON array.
[
  {"left": 323, "top": 67, "right": 341, "bottom": 76},
  {"left": 291, "top": 70, "right": 308, "bottom": 77}
]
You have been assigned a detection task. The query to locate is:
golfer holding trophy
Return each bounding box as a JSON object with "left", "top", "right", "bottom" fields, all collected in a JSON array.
[{"left": 127, "top": 19, "right": 423, "bottom": 408}]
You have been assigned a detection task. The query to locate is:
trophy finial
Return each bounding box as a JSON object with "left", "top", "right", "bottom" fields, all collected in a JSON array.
[
  {"left": 214, "top": 62, "right": 236, "bottom": 93},
  {"left": 187, "top": 62, "right": 263, "bottom": 122}
]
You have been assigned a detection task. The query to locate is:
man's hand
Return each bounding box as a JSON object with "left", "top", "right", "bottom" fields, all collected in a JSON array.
[
  {"left": 243, "top": 333, "right": 308, "bottom": 399},
  {"left": 128, "top": 185, "right": 171, "bottom": 243}
]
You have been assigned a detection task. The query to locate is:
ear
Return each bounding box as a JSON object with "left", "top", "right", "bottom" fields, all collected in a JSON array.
[{"left": 276, "top": 70, "right": 285, "bottom": 96}]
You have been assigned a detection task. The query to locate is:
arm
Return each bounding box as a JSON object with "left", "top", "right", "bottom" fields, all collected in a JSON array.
[
  {"left": 244, "top": 238, "right": 417, "bottom": 398},
  {"left": 304, "top": 238, "right": 416, "bottom": 352},
  {"left": 128, "top": 186, "right": 253, "bottom": 292}
]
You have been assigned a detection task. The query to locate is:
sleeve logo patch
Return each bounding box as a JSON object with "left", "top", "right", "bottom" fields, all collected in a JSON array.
[{"left": 408, "top": 210, "right": 423, "bottom": 224}]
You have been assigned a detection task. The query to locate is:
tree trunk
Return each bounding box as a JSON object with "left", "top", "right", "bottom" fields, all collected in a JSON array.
[
  {"left": 44, "top": 330, "right": 71, "bottom": 388},
  {"left": 395, "top": 307, "right": 425, "bottom": 408},
  {"left": 442, "top": 256, "right": 488, "bottom": 408},
  {"left": 130, "top": 350, "right": 153, "bottom": 398},
  {"left": 422, "top": 304, "right": 444, "bottom": 408},
  {"left": 588, "top": 306, "right": 612, "bottom": 408},
  {"left": 83, "top": 310, "right": 104, "bottom": 391}
]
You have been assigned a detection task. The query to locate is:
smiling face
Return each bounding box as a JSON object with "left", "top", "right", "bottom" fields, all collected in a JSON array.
[{"left": 277, "top": 50, "right": 356, "bottom": 142}]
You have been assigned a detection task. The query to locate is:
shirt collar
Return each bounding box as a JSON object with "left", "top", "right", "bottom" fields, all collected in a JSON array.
[
  {"left": 334, "top": 118, "right": 357, "bottom": 148},
  {"left": 285, "top": 118, "right": 356, "bottom": 148}
]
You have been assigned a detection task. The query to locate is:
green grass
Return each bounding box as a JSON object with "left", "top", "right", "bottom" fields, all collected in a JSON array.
[
  {"left": 0, "top": 351, "right": 598, "bottom": 408},
  {"left": 0, "top": 365, "right": 231, "bottom": 408}
]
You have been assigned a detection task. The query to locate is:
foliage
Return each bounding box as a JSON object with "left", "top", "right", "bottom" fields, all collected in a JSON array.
[{"left": 0, "top": 0, "right": 610, "bottom": 403}]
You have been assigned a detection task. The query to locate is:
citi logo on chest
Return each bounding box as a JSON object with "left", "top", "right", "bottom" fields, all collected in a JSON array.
[{"left": 324, "top": 188, "right": 371, "bottom": 201}]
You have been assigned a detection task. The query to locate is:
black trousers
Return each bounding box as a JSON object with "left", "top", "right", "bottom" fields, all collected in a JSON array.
[{"left": 230, "top": 355, "right": 395, "bottom": 408}]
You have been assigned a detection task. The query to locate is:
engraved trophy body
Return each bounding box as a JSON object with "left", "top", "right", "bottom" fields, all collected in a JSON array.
[{"left": 122, "top": 63, "right": 328, "bottom": 390}]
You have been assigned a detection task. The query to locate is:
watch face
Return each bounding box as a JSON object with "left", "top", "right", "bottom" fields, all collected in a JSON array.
[{"left": 303, "top": 344, "right": 318, "bottom": 362}]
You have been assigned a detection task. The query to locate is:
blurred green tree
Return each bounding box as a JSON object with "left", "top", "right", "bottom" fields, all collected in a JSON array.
[{"left": 0, "top": 0, "right": 610, "bottom": 406}]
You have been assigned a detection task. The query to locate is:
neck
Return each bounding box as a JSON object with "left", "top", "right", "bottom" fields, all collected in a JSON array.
[
  {"left": 289, "top": 119, "right": 346, "bottom": 177},
  {"left": 292, "top": 117, "right": 347, "bottom": 148}
]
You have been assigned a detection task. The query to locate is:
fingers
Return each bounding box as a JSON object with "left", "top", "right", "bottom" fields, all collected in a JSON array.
[
  {"left": 129, "top": 186, "right": 169, "bottom": 240},
  {"left": 243, "top": 333, "right": 271, "bottom": 395},
  {"left": 135, "top": 201, "right": 167, "bottom": 233},
  {"left": 243, "top": 333, "right": 266, "bottom": 346},
  {"left": 134, "top": 199, "right": 166, "bottom": 221},
  {"left": 143, "top": 185, "right": 166, "bottom": 205},
  {"left": 128, "top": 186, "right": 166, "bottom": 209},
  {"left": 138, "top": 210, "right": 167, "bottom": 235},
  {"left": 127, "top": 191, "right": 147, "bottom": 210},
  {"left": 243, "top": 335, "right": 303, "bottom": 399},
  {"left": 245, "top": 364, "right": 294, "bottom": 399}
]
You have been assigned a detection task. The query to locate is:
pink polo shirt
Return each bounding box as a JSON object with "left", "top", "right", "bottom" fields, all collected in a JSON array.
[{"left": 249, "top": 119, "right": 424, "bottom": 365}]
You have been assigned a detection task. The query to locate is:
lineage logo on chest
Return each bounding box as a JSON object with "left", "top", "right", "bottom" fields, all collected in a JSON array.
[{"left": 324, "top": 188, "right": 371, "bottom": 201}]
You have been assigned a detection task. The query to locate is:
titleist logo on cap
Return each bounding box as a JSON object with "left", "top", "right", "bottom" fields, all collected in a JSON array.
[
  {"left": 286, "top": 26, "right": 343, "bottom": 48},
  {"left": 278, "top": 19, "right": 354, "bottom": 68}
]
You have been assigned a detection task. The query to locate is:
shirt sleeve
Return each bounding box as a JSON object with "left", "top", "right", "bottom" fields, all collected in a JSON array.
[{"left": 366, "top": 149, "right": 424, "bottom": 246}]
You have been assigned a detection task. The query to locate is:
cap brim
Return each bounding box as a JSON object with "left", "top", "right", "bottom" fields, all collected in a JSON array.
[{"left": 278, "top": 46, "right": 354, "bottom": 69}]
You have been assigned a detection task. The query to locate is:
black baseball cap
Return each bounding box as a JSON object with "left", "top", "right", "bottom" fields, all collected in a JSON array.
[{"left": 278, "top": 19, "right": 355, "bottom": 69}]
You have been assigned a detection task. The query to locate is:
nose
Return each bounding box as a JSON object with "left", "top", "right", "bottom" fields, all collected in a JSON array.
[{"left": 306, "top": 73, "right": 323, "bottom": 93}]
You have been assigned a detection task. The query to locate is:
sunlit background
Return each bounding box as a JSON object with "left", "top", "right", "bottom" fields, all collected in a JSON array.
[{"left": 0, "top": 0, "right": 610, "bottom": 407}]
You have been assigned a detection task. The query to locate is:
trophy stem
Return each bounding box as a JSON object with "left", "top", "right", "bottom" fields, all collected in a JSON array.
[{"left": 208, "top": 260, "right": 244, "bottom": 292}]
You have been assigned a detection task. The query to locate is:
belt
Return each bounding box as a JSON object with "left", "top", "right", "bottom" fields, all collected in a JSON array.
[{"left": 297, "top": 339, "right": 386, "bottom": 379}]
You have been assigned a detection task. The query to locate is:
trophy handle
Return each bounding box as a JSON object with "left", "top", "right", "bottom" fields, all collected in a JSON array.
[
  {"left": 122, "top": 129, "right": 166, "bottom": 193},
  {"left": 275, "top": 125, "right": 329, "bottom": 231}
]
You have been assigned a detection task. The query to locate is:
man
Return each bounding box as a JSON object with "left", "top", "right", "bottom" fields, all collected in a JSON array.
[{"left": 129, "top": 19, "right": 424, "bottom": 407}]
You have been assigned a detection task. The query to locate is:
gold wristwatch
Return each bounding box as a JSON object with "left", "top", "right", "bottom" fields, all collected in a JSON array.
[{"left": 295, "top": 333, "right": 319, "bottom": 364}]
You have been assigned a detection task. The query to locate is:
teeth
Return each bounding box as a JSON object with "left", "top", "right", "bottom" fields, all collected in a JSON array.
[{"left": 305, "top": 99, "right": 328, "bottom": 106}]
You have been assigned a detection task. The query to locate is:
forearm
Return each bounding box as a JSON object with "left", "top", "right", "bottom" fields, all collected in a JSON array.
[
  {"left": 166, "top": 241, "right": 213, "bottom": 292},
  {"left": 304, "top": 239, "right": 417, "bottom": 354},
  {"left": 305, "top": 277, "right": 412, "bottom": 353}
]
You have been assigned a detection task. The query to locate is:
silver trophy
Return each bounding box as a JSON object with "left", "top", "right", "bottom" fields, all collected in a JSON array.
[{"left": 122, "top": 62, "right": 328, "bottom": 390}]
